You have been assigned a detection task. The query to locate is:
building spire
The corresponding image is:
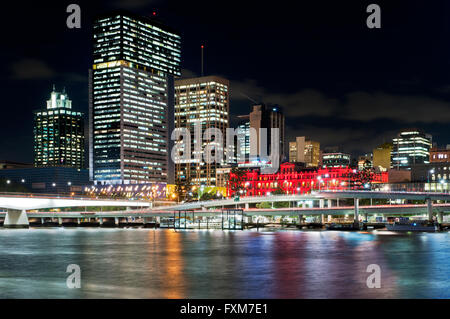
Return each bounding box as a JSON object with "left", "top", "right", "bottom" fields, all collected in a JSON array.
[
  {"left": 201, "top": 44, "right": 204, "bottom": 76},
  {"left": 52, "top": 84, "right": 56, "bottom": 91}
]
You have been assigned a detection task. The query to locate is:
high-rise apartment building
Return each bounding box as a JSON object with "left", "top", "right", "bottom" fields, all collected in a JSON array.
[
  {"left": 34, "top": 87, "right": 84, "bottom": 169},
  {"left": 391, "top": 130, "right": 432, "bottom": 169},
  {"left": 289, "top": 136, "right": 320, "bottom": 167},
  {"left": 89, "top": 12, "right": 181, "bottom": 185},
  {"left": 174, "top": 76, "right": 229, "bottom": 186}
]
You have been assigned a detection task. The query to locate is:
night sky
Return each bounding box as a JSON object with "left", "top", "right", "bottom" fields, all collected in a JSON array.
[{"left": 1, "top": 0, "right": 449, "bottom": 163}]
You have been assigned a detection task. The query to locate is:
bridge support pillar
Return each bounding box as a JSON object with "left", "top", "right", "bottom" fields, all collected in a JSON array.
[
  {"left": 327, "top": 200, "right": 332, "bottom": 208},
  {"left": 245, "top": 203, "right": 249, "bottom": 209},
  {"left": 115, "top": 217, "right": 119, "bottom": 225},
  {"left": 319, "top": 199, "right": 324, "bottom": 209},
  {"left": 298, "top": 214, "right": 303, "bottom": 225},
  {"left": 363, "top": 213, "right": 368, "bottom": 222},
  {"left": 58, "top": 217, "right": 62, "bottom": 225},
  {"left": 337, "top": 198, "right": 340, "bottom": 207},
  {"left": 99, "top": 217, "right": 103, "bottom": 225},
  {"left": 437, "top": 212, "right": 443, "bottom": 224},
  {"left": 354, "top": 198, "right": 359, "bottom": 223},
  {"left": 321, "top": 214, "right": 325, "bottom": 224},
  {"left": 427, "top": 198, "right": 433, "bottom": 222},
  {"left": 41, "top": 218, "right": 45, "bottom": 224},
  {"left": 77, "top": 218, "right": 80, "bottom": 225},
  {"left": 4, "top": 209, "right": 29, "bottom": 228}
]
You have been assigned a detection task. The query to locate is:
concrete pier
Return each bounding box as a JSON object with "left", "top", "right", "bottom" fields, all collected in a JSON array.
[
  {"left": 354, "top": 198, "right": 359, "bottom": 222},
  {"left": 4, "top": 209, "right": 29, "bottom": 228},
  {"left": 427, "top": 198, "right": 433, "bottom": 221}
]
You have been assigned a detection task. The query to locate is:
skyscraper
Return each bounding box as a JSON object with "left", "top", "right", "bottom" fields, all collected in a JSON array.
[
  {"left": 34, "top": 87, "right": 84, "bottom": 169},
  {"left": 236, "top": 115, "right": 250, "bottom": 163},
  {"left": 174, "top": 76, "right": 229, "bottom": 186},
  {"left": 248, "top": 104, "right": 285, "bottom": 163},
  {"left": 391, "top": 130, "right": 432, "bottom": 169},
  {"left": 89, "top": 12, "right": 181, "bottom": 185}
]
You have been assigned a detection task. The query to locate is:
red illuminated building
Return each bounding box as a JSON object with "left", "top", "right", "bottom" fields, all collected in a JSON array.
[{"left": 227, "top": 163, "right": 388, "bottom": 197}]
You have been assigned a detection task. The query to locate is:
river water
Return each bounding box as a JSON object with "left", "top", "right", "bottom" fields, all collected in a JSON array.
[{"left": 0, "top": 227, "right": 449, "bottom": 298}]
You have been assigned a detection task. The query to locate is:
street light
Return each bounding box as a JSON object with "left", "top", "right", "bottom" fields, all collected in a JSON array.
[{"left": 6, "top": 180, "right": 10, "bottom": 184}]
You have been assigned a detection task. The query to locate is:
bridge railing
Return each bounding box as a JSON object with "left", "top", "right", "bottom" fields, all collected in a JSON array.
[{"left": 0, "top": 192, "right": 151, "bottom": 203}]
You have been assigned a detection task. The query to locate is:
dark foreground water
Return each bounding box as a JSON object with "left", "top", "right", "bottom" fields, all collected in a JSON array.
[{"left": 0, "top": 228, "right": 449, "bottom": 298}]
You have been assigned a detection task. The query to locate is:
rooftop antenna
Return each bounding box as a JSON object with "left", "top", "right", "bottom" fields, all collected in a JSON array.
[
  {"left": 52, "top": 84, "right": 56, "bottom": 91},
  {"left": 201, "top": 44, "right": 204, "bottom": 76},
  {"left": 240, "top": 92, "right": 258, "bottom": 104}
]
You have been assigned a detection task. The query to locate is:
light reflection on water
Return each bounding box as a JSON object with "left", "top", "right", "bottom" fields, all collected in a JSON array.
[{"left": 0, "top": 228, "right": 449, "bottom": 298}]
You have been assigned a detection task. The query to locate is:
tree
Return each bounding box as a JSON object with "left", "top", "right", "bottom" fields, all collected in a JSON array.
[
  {"left": 200, "top": 192, "right": 215, "bottom": 201},
  {"left": 174, "top": 177, "right": 191, "bottom": 202},
  {"left": 229, "top": 167, "right": 248, "bottom": 196},
  {"left": 271, "top": 187, "right": 285, "bottom": 195},
  {"left": 256, "top": 202, "right": 272, "bottom": 209}
]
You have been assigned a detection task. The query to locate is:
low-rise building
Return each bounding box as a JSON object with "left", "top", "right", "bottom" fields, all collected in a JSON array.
[
  {"left": 321, "top": 152, "right": 351, "bottom": 168},
  {"left": 228, "top": 163, "right": 387, "bottom": 197},
  {"left": 430, "top": 146, "right": 450, "bottom": 163}
]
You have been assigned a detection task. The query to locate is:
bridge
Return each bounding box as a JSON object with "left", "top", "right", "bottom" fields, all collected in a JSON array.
[
  {"left": 0, "top": 193, "right": 150, "bottom": 228},
  {"left": 160, "top": 191, "right": 450, "bottom": 210},
  {"left": 1, "top": 191, "right": 450, "bottom": 228},
  {"left": 158, "top": 191, "right": 450, "bottom": 224}
]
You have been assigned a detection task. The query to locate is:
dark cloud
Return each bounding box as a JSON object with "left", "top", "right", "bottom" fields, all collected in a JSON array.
[
  {"left": 109, "top": 0, "right": 160, "bottom": 9},
  {"left": 344, "top": 92, "right": 450, "bottom": 123},
  {"left": 11, "top": 59, "right": 55, "bottom": 80}
]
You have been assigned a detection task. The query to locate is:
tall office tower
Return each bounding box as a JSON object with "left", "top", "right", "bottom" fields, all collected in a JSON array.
[
  {"left": 391, "top": 130, "right": 432, "bottom": 169},
  {"left": 236, "top": 116, "right": 250, "bottom": 163},
  {"left": 89, "top": 12, "right": 181, "bottom": 185},
  {"left": 249, "top": 104, "right": 285, "bottom": 163},
  {"left": 34, "top": 87, "right": 84, "bottom": 169},
  {"left": 289, "top": 136, "right": 320, "bottom": 167},
  {"left": 174, "top": 76, "right": 229, "bottom": 186}
]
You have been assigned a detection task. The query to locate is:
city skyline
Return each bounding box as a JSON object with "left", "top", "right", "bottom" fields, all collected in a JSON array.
[{"left": 2, "top": 0, "right": 450, "bottom": 164}]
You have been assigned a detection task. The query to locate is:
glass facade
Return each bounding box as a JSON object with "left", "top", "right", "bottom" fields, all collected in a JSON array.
[
  {"left": 321, "top": 153, "right": 351, "bottom": 168},
  {"left": 237, "top": 120, "right": 250, "bottom": 162},
  {"left": 34, "top": 88, "right": 84, "bottom": 169},
  {"left": 391, "top": 130, "right": 432, "bottom": 169},
  {"left": 174, "top": 76, "right": 229, "bottom": 186},
  {"left": 90, "top": 13, "right": 181, "bottom": 185}
]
